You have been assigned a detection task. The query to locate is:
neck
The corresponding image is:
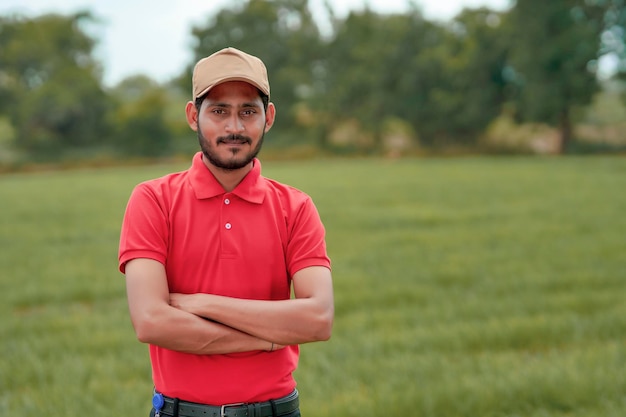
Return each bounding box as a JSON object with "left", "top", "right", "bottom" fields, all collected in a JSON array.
[{"left": 202, "top": 156, "right": 253, "bottom": 192}]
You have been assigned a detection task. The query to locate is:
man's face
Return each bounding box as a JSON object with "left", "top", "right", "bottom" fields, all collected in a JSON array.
[{"left": 189, "top": 81, "right": 274, "bottom": 170}]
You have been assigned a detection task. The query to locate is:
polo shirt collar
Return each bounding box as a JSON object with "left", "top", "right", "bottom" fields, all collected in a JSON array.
[{"left": 189, "top": 152, "right": 266, "bottom": 204}]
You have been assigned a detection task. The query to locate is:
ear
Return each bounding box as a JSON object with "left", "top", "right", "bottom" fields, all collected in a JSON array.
[
  {"left": 264, "top": 102, "right": 276, "bottom": 133},
  {"left": 185, "top": 101, "right": 198, "bottom": 131}
]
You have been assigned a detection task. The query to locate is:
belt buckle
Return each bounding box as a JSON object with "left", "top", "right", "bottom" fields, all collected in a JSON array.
[{"left": 220, "top": 402, "right": 244, "bottom": 417}]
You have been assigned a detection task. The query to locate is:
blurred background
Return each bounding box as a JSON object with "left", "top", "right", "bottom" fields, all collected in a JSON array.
[
  {"left": 0, "top": 0, "right": 624, "bottom": 170},
  {"left": 2, "top": 2, "right": 625, "bottom": 416}
]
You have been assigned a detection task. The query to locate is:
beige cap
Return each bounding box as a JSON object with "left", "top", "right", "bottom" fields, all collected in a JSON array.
[{"left": 192, "top": 47, "right": 270, "bottom": 101}]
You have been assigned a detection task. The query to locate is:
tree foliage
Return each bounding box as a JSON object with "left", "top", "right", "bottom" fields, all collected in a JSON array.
[
  {"left": 319, "top": 9, "right": 438, "bottom": 150},
  {"left": 505, "top": 0, "right": 613, "bottom": 152},
  {"left": 597, "top": 0, "right": 626, "bottom": 76},
  {"left": 434, "top": 9, "right": 509, "bottom": 143},
  {"left": 109, "top": 76, "right": 172, "bottom": 157},
  {"left": 0, "top": 12, "right": 110, "bottom": 155}
]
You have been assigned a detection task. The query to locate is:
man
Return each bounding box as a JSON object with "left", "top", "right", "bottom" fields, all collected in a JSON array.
[{"left": 118, "top": 47, "right": 334, "bottom": 417}]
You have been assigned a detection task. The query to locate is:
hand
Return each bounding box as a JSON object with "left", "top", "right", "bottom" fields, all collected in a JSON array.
[
  {"left": 169, "top": 293, "right": 205, "bottom": 316},
  {"left": 268, "top": 341, "right": 286, "bottom": 352}
]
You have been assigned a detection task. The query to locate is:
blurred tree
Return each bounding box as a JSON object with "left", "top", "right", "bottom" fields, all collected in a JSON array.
[
  {"left": 597, "top": 0, "right": 625, "bottom": 65},
  {"left": 428, "top": 8, "right": 509, "bottom": 145},
  {"left": 505, "top": 0, "right": 612, "bottom": 153},
  {"left": 316, "top": 6, "right": 509, "bottom": 149},
  {"left": 596, "top": 0, "right": 626, "bottom": 102},
  {"left": 109, "top": 75, "right": 172, "bottom": 157},
  {"left": 319, "top": 8, "right": 445, "bottom": 150},
  {"left": 0, "top": 12, "right": 110, "bottom": 156}
]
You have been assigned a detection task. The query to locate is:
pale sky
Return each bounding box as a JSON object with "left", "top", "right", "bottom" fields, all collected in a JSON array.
[{"left": 0, "top": 0, "right": 512, "bottom": 86}]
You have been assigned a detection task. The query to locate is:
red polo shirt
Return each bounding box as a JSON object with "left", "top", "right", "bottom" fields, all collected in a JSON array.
[{"left": 118, "top": 152, "right": 330, "bottom": 404}]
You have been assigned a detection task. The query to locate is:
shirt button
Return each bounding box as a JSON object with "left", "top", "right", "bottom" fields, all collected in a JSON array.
[
  {"left": 224, "top": 198, "right": 230, "bottom": 205},
  {"left": 225, "top": 223, "right": 232, "bottom": 230}
]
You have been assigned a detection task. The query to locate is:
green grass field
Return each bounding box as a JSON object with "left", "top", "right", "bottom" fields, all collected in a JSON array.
[{"left": 1, "top": 156, "right": 625, "bottom": 417}]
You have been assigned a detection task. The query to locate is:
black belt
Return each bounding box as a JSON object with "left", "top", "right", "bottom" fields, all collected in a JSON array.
[{"left": 157, "top": 389, "right": 299, "bottom": 417}]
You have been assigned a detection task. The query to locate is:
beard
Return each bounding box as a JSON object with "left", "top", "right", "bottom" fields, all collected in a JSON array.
[{"left": 197, "top": 124, "right": 265, "bottom": 171}]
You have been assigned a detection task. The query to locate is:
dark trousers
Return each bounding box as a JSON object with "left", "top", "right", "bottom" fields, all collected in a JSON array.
[{"left": 149, "top": 407, "right": 301, "bottom": 417}]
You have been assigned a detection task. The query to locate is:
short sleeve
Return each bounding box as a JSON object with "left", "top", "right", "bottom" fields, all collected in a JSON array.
[
  {"left": 286, "top": 197, "right": 331, "bottom": 277},
  {"left": 118, "top": 183, "right": 169, "bottom": 273}
]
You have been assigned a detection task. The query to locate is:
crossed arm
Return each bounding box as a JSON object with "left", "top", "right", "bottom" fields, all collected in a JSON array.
[{"left": 124, "top": 258, "right": 334, "bottom": 355}]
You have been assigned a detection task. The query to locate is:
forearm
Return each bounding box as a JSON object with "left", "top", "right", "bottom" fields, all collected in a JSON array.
[
  {"left": 131, "top": 302, "right": 273, "bottom": 354},
  {"left": 124, "top": 258, "right": 273, "bottom": 355},
  {"left": 191, "top": 295, "right": 332, "bottom": 346},
  {"left": 169, "top": 266, "right": 334, "bottom": 346}
]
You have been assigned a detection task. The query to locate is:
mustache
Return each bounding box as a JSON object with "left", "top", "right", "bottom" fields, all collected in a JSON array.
[{"left": 217, "top": 134, "right": 251, "bottom": 144}]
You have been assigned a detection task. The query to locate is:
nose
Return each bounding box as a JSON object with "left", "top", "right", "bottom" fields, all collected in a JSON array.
[{"left": 225, "top": 113, "right": 244, "bottom": 133}]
